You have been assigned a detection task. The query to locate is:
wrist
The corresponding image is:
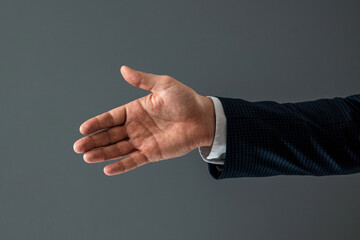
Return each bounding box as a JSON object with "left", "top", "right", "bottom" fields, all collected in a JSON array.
[{"left": 197, "top": 95, "right": 216, "bottom": 147}]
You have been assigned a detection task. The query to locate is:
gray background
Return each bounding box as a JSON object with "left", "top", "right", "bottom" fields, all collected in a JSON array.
[{"left": 1, "top": 0, "right": 360, "bottom": 239}]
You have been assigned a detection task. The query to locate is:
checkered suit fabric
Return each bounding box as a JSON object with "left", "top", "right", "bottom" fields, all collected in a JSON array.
[{"left": 208, "top": 95, "right": 360, "bottom": 179}]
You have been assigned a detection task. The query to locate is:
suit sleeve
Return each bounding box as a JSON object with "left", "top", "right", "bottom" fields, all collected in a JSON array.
[{"left": 208, "top": 94, "right": 360, "bottom": 179}]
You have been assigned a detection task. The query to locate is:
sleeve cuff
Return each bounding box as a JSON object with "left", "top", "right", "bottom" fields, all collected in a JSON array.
[{"left": 198, "top": 96, "right": 227, "bottom": 165}]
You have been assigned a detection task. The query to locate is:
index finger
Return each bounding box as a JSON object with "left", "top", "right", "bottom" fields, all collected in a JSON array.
[{"left": 80, "top": 105, "right": 127, "bottom": 135}]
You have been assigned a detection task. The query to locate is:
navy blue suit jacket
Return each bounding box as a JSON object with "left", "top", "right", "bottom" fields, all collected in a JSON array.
[{"left": 208, "top": 94, "right": 360, "bottom": 179}]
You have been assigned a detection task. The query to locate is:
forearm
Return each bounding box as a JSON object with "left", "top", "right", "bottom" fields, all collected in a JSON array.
[{"left": 209, "top": 94, "right": 360, "bottom": 179}]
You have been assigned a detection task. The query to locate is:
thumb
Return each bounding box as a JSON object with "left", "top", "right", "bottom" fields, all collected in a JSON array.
[{"left": 120, "top": 65, "right": 159, "bottom": 92}]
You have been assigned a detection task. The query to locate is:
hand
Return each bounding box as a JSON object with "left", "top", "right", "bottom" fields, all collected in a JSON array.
[{"left": 73, "top": 65, "right": 215, "bottom": 176}]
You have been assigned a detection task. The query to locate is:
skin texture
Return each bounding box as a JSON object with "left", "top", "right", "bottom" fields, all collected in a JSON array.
[{"left": 73, "top": 65, "right": 215, "bottom": 176}]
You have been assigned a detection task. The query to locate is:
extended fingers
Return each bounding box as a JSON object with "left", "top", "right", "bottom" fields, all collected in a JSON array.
[
  {"left": 83, "top": 140, "right": 135, "bottom": 163},
  {"left": 73, "top": 126, "right": 128, "bottom": 153},
  {"left": 103, "top": 151, "right": 149, "bottom": 176},
  {"left": 80, "top": 106, "right": 126, "bottom": 135}
]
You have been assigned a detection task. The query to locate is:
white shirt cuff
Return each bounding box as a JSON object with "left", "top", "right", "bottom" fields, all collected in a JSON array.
[{"left": 198, "top": 96, "right": 226, "bottom": 165}]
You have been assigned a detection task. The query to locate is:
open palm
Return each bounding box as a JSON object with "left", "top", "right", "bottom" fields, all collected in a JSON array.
[{"left": 73, "top": 65, "right": 215, "bottom": 176}]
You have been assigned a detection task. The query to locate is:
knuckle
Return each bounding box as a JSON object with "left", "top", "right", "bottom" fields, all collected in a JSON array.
[
  {"left": 160, "top": 75, "right": 174, "bottom": 85},
  {"left": 161, "top": 75, "right": 172, "bottom": 81},
  {"left": 104, "top": 129, "right": 112, "bottom": 144},
  {"left": 116, "top": 161, "right": 126, "bottom": 173},
  {"left": 141, "top": 73, "right": 148, "bottom": 84}
]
